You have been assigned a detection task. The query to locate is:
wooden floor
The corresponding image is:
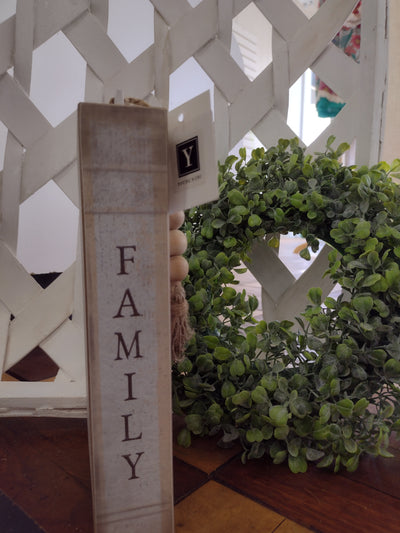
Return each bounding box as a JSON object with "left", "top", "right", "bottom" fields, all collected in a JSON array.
[{"left": 0, "top": 415, "right": 400, "bottom": 532}]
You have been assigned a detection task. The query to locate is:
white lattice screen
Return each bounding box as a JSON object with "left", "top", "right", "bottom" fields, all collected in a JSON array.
[{"left": 0, "top": 0, "right": 388, "bottom": 416}]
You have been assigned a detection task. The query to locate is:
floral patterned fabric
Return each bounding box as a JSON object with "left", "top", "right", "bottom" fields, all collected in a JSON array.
[{"left": 316, "top": 0, "right": 361, "bottom": 117}]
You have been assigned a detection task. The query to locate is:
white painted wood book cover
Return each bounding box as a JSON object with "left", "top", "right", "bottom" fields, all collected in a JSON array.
[{"left": 78, "top": 102, "right": 173, "bottom": 532}]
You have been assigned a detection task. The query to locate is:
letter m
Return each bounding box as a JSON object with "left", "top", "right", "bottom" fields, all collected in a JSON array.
[{"left": 114, "top": 330, "right": 143, "bottom": 360}]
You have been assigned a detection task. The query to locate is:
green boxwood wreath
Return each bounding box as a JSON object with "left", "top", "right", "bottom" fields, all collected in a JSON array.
[{"left": 172, "top": 137, "right": 400, "bottom": 473}]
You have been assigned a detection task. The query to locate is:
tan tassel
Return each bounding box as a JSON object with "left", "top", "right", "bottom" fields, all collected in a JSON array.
[{"left": 170, "top": 281, "right": 193, "bottom": 362}]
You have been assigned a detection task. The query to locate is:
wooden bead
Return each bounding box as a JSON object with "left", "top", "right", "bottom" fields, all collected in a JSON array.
[
  {"left": 169, "top": 211, "right": 185, "bottom": 230},
  {"left": 169, "top": 229, "right": 187, "bottom": 256},
  {"left": 170, "top": 255, "right": 189, "bottom": 282}
]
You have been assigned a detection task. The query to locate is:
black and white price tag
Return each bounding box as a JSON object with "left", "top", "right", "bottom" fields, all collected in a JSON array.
[{"left": 168, "top": 91, "right": 218, "bottom": 213}]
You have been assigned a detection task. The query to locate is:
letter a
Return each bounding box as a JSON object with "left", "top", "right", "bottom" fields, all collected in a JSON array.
[{"left": 113, "top": 289, "right": 142, "bottom": 318}]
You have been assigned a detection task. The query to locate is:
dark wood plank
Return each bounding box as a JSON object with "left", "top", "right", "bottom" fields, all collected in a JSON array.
[
  {"left": 0, "top": 489, "right": 45, "bottom": 533},
  {"left": 0, "top": 418, "right": 93, "bottom": 533},
  {"left": 340, "top": 451, "right": 400, "bottom": 500},
  {"left": 214, "top": 455, "right": 400, "bottom": 533},
  {"left": 173, "top": 457, "right": 208, "bottom": 504}
]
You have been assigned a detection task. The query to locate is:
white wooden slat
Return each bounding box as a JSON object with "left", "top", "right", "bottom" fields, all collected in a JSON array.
[
  {"left": 217, "top": 0, "right": 233, "bottom": 49},
  {"left": 169, "top": 0, "right": 218, "bottom": 72},
  {"left": 214, "top": 87, "right": 230, "bottom": 163},
  {"left": 0, "top": 301, "right": 10, "bottom": 375},
  {"left": 253, "top": 108, "right": 299, "bottom": 150},
  {"left": 84, "top": 65, "right": 104, "bottom": 103},
  {"left": 195, "top": 38, "right": 248, "bottom": 103},
  {"left": 54, "top": 161, "right": 80, "bottom": 208},
  {"left": 233, "top": 0, "right": 253, "bottom": 17},
  {"left": 54, "top": 369, "right": 73, "bottom": 383},
  {"left": 267, "top": 246, "right": 335, "bottom": 323},
  {"left": 272, "top": 29, "right": 289, "bottom": 116},
  {"left": 0, "top": 242, "right": 42, "bottom": 316},
  {"left": 4, "top": 265, "right": 75, "bottom": 370},
  {"left": 254, "top": 0, "right": 306, "bottom": 41},
  {"left": 14, "top": 0, "right": 34, "bottom": 93},
  {"left": 40, "top": 319, "right": 85, "bottom": 380},
  {"left": 247, "top": 239, "right": 295, "bottom": 303},
  {"left": 103, "top": 46, "right": 155, "bottom": 104},
  {"left": 229, "top": 63, "right": 274, "bottom": 147},
  {"left": 0, "top": 133, "right": 23, "bottom": 252},
  {"left": 151, "top": 0, "right": 190, "bottom": 27},
  {"left": 0, "top": 73, "right": 51, "bottom": 148},
  {"left": 0, "top": 381, "right": 86, "bottom": 412},
  {"left": 289, "top": 0, "right": 359, "bottom": 85},
  {"left": 154, "top": 12, "right": 170, "bottom": 108},
  {"left": 63, "top": 11, "right": 127, "bottom": 82},
  {"left": 356, "top": 0, "right": 388, "bottom": 165},
  {"left": 0, "top": 16, "right": 15, "bottom": 75},
  {"left": 21, "top": 112, "right": 77, "bottom": 202},
  {"left": 89, "top": 0, "right": 109, "bottom": 30},
  {"left": 312, "top": 42, "right": 360, "bottom": 101},
  {"left": 381, "top": 0, "right": 400, "bottom": 165},
  {"left": 34, "top": 0, "right": 89, "bottom": 49}
]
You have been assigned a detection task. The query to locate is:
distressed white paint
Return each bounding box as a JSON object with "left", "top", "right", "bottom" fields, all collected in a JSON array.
[{"left": 79, "top": 103, "right": 173, "bottom": 532}]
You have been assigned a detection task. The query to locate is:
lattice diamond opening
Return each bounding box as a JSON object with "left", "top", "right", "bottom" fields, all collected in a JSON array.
[
  {"left": 170, "top": 57, "right": 214, "bottom": 111},
  {"left": 17, "top": 180, "right": 79, "bottom": 274},
  {"left": 30, "top": 32, "right": 86, "bottom": 128},
  {"left": 288, "top": 68, "right": 333, "bottom": 146},
  {"left": 107, "top": 0, "right": 154, "bottom": 62},
  {"left": 232, "top": 2, "right": 273, "bottom": 81},
  {"left": 5, "top": 346, "right": 59, "bottom": 382}
]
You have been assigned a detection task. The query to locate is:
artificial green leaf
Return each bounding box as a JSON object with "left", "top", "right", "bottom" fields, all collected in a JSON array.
[
  {"left": 319, "top": 404, "right": 331, "bottom": 424},
  {"left": 185, "top": 414, "right": 203, "bottom": 435},
  {"left": 384, "top": 358, "right": 400, "bottom": 378},
  {"left": 274, "top": 425, "right": 290, "bottom": 440},
  {"left": 227, "top": 188, "right": 246, "bottom": 206},
  {"left": 354, "top": 220, "right": 371, "bottom": 239},
  {"left": 352, "top": 295, "right": 373, "bottom": 315},
  {"left": 214, "top": 346, "right": 232, "bottom": 362},
  {"left": 300, "top": 247, "right": 311, "bottom": 260},
  {"left": 230, "top": 359, "right": 246, "bottom": 377},
  {"left": 231, "top": 390, "right": 251, "bottom": 407},
  {"left": 308, "top": 287, "right": 322, "bottom": 305},
  {"left": 221, "top": 381, "right": 236, "bottom": 398},
  {"left": 336, "top": 398, "right": 354, "bottom": 418},
  {"left": 223, "top": 236, "right": 238, "bottom": 248},
  {"left": 248, "top": 214, "right": 262, "bottom": 227},
  {"left": 269, "top": 405, "right": 290, "bottom": 427},
  {"left": 246, "top": 428, "right": 264, "bottom": 443},
  {"left": 288, "top": 454, "right": 308, "bottom": 473},
  {"left": 251, "top": 385, "right": 268, "bottom": 404},
  {"left": 177, "top": 428, "right": 191, "bottom": 448},
  {"left": 211, "top": 218, "right": 226, "bottom": 229}
]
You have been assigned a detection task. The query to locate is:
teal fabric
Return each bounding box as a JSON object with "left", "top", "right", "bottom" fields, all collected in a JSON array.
[{"left": 316, "top": 97, "right": 346, "bottom": 118}]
